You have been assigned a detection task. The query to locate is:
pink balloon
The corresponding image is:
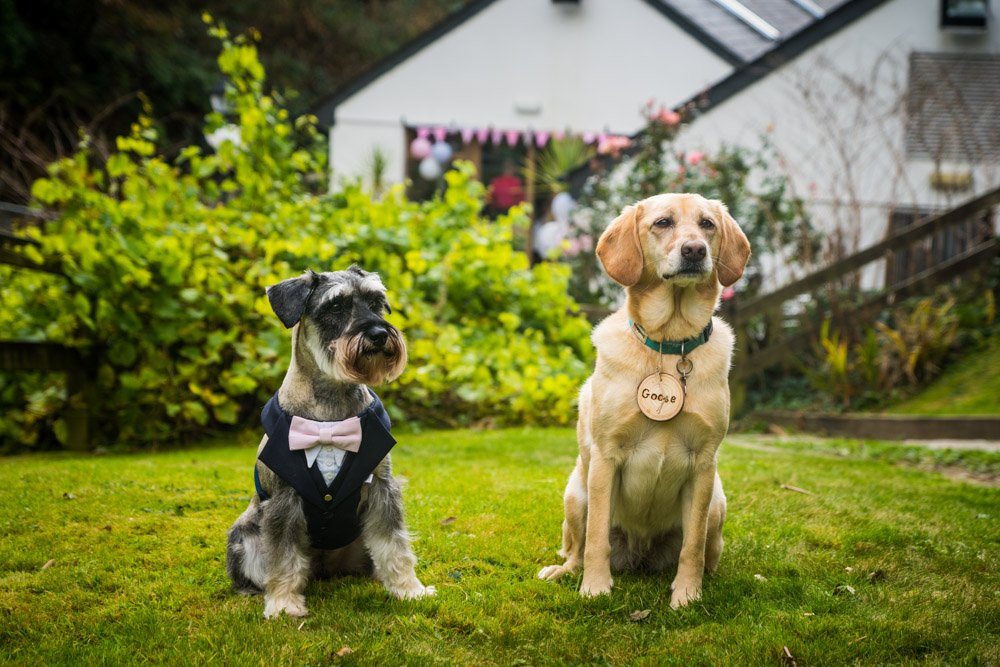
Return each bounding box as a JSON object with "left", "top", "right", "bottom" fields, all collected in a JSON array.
[{"left": 410, "top": 136, "right": 432, "bottom": 159}]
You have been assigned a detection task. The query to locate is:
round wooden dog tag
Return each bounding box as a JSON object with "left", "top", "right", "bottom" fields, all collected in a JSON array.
[{"left": 636, "top": 373, "right": 685, "bottom": 421}]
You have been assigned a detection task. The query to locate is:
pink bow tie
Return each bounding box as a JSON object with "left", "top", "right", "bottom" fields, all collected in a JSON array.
[{"left": 288, "top": 415, "right": 362, "bottom": 453}]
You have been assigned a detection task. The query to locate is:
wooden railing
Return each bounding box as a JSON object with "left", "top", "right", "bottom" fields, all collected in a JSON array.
[
  {"left": 726, "top": 185, "right": 1000, "bottom": 392},
  {"left": 1, "top": 205, "right": 93, "bottom": 449}
]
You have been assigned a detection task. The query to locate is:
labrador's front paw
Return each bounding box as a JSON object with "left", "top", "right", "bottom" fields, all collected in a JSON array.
[
  {"left": 579, "top": 572, "right": 613, "bottom": 597},
  {"left": 669, "top": 576, "right": 702, "bottom": 609}
]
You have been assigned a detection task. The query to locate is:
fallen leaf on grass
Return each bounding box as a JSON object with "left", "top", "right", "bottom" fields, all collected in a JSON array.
[
  {"left": 754, "top": 574, "right": 767, "bottom": 582},
  {"left": 628, "top": 609, "right": 651, "bottom": 622},
  {"left": 802, "top": 612, "right": 815, "bottom": 617},
  {"left": 336, "top": 646, "right": 353, "bottom": 657},
  {"left": 780, "top": 484, "right": 814, "bottom": 495},
  {"left": 41, "top": 559, "right": 55, "bottom": 570},
  {"left": 834, "top": 584, "right": 856, "bottom": 596},
  {"left": 868, "top": 570, "right": 886, "bottom": 583},
  {"left": 782, "top": 646, "right": 797, "bottom": 666},
  {"left": 440, "top": 516, "right": 456, "bottom": 526}
]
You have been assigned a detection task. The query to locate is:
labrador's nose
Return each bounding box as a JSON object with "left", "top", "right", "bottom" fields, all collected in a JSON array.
[{"left": 681, "top": 241, "right": 707, "bottom": 261}]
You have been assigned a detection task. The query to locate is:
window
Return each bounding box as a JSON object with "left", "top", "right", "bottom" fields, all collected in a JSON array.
[
  {"left": 905, "top": 52, "right": 1000, "bottom": 162},
  {"left": 940, "top": 0, "right": 988, "bottom": 28}
]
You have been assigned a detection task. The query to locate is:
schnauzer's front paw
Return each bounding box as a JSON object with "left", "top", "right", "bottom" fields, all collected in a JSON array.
[
  {"left": 263, "top": 593, "right": 308, "bottom": 619},
  {"left": 579, "top": 572, "right": 613, "bottom": 597},
  {"left": 387, "top": 580, "right": 436, "bottom": 600}
]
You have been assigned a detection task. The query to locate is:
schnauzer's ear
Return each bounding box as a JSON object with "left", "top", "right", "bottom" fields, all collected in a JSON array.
[{"left": 266, "top": 271, "right": 317, "bottom": 328}]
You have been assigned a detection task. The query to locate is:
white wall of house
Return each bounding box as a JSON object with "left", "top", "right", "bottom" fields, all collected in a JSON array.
[
  {"left": 680, "top": 0, "right": 1000, "bottom": 289},
  {"left": 329, "top": 0, "right": 734, "bottom": 187}
]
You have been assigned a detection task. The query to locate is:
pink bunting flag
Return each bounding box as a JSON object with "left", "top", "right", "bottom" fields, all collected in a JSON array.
[
  {"left": 582, "top": 132, "right": 596, "bottom": 144},
  {"left": 476, "top": 128, "right": 490, "bottom": 144},
  {"left": 461, "top": 127, "right": 474, "bottom": 144},
  {"left": 505, "top": 130, "right": 520, "bottom": 147},
  {"left": 491, "top": 128, "right": 503, "bottom": 145},
  {"left": 433, "top": 127, "right": 447, "bottom": 142},
  {"left": 535, "top": 130, "right": 550, "bottom": 148},
  {"left": 417, "top": 127, "right": 430, "bottom": 139},
  {"left": 554, "top": 130, "right": 566, "bottom": 141}
]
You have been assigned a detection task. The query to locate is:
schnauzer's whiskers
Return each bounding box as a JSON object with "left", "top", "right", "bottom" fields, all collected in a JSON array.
[{"left": 332, "top": 330, "right": 407, "bottom": 385}]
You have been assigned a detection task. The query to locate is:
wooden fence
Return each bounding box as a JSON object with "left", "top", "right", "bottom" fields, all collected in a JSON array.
[
  {"left": 0, "top": 204, "right": 92, "bottom": 449},
  {"left": 725, "top": 185, "right": 1000, "bottom": 404}
]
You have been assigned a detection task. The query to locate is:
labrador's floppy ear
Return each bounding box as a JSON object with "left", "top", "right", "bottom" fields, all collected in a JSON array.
[
  {"left": 715, "top": 204, "right": 751, "bottom": 287},
  {"left": 596, "top": 204, "right": 643, "bottom": 287},
  {"left": 266, "top": 270, "right": 318, "bottom": 328}
]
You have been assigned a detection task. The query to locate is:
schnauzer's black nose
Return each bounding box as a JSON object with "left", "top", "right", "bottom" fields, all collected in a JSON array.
[
  {"left": 681, "top": 241, "right": 707, "bottom": 261},
  {"left": 366, "top": 325, "right": 389, "bottom": 347}
]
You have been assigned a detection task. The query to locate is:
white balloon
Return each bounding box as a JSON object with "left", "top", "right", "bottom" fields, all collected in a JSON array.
[
  {"left": 431, "top": 141, "right": 453, "bottom": 163},
  {"left": 418, "top": 156, "right": 442, "bottom": 180},
  {"left": 551, "top": 192, "right": 575, "bottom": 222},
  {"left": 534, "top": 220, "right": 568, "bottom": 258}
]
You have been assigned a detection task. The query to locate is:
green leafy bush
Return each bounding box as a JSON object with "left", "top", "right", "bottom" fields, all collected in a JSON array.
[{"left": 0, "top": 23, "right": 592, "bottom": 451}]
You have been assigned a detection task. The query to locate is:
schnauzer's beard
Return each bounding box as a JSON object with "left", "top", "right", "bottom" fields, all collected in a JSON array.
[{"left": 329, "top": 329, "right": 407, "bottom": 385}]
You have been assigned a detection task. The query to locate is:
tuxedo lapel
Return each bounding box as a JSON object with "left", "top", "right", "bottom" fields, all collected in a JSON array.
[
  {"left": 331, "top": 412, "right": 396, "bottom": 505},
  {"left": 259, "top": 396, "right": 328, "bottom": 509}
]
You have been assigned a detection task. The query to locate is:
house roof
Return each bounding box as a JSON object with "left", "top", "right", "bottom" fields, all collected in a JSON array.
[{"left": 312, "top": 0, "right": 867, "bottom": 128}]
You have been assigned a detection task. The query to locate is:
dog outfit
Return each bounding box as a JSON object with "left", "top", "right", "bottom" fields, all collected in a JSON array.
[{"left": 255, "top": 390, "right": 396, "bottom": 549}]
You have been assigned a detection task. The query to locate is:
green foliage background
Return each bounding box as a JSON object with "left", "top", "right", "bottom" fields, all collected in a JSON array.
[{"left": 0, "top": 25, "right": 592, "bottom": 451}]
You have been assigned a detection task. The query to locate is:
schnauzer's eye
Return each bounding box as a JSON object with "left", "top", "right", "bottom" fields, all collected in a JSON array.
[
  {"left": 653, "top": 217, "right": 674, "bottom": 229},
  {"left": 700, "top": 218, "right": 716, "bottom": 230},
  {"left": 368, "top": 298, "right": 384, "bottom": 312},
  {"left": 331, "top": 296, "right": 351, "bottom": 312}
]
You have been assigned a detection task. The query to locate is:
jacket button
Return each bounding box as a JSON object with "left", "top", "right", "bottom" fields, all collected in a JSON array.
[{"left": 324, "top": 494, "right": 333, "bottom": 502}]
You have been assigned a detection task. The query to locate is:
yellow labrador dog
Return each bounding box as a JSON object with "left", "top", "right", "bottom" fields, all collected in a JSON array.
[{"left": 538, "top": 193, "right": 750, "bottom": 608}]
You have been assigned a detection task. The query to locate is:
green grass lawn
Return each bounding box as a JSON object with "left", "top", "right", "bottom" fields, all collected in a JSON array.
[
  {"left": 887, "top": 334, "right": 1000, "bottom": 415},
  {"left": 2, "top": 429, "right": 998, "bottom": 665}
]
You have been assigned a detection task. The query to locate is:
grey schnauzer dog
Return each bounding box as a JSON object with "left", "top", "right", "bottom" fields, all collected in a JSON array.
[{"left": 226, "top": 266, "right": 435, "bottom": 619}]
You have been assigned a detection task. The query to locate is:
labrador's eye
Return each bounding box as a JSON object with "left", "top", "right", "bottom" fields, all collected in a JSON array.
[
  {"left": 700, "top": 218, "right": 716, "bottom": 230},
  {"left": 653, "top": 217, "right": 674, "bottom": 228}
]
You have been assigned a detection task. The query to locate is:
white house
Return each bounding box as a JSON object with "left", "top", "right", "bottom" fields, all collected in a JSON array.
[
  {"left": 314, "top": 0, "right": 850, "bottom": 193},
  {"left": 316, "top": 0, "right": 998, "bottom": 288}
]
